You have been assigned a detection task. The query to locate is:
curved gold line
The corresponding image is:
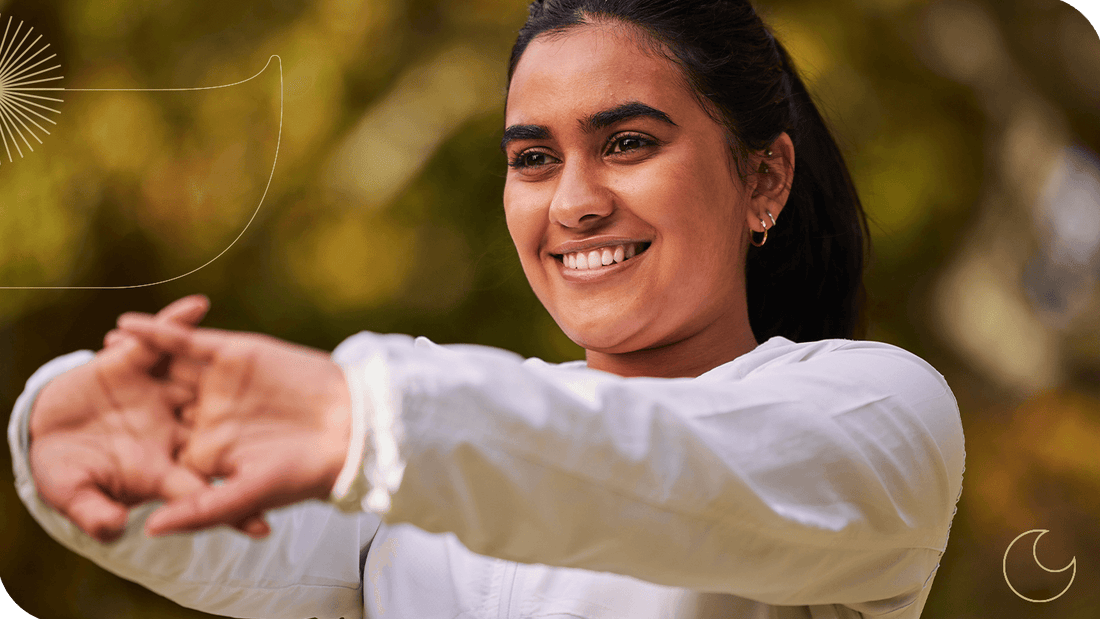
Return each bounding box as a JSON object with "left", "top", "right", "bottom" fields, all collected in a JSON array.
[
  {"left": 64, "top": 55, "right": 275, "bottom": 92},
  {"left": 1003, "top": 529, "right": 1077, "bottom": 603},
  {"left": 0, "top": 55, "right": 283, "bottom": 289}
]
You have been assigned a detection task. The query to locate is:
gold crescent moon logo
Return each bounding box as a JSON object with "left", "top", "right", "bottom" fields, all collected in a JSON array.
[{"left": 1003, "top": 529, "right": 1076, "bottom": 603}]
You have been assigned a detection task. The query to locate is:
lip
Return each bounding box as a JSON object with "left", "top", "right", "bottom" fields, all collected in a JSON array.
[
  {"left": 548, "top": 236, "right": 652, "bottom": 257},
  {"left": 552, "top": 239, "right": 651, "bottom": 283}
]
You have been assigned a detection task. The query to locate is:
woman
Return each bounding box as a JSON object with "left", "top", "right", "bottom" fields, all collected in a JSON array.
[{"left": 10, "top": 1, "right": 964, "bottom": 618}]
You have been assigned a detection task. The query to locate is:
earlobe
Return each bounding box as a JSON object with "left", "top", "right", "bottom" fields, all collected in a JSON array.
[{"left": 748, "top": 210, "right": 776, "bottom": 247}]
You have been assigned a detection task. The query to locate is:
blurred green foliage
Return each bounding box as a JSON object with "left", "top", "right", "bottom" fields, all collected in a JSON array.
[{"left": 1, "top": 0, "right": 1099, "bottom": 617}]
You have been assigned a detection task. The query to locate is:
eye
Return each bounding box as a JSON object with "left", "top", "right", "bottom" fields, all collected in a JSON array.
[
  {"left": 509, "top": 150, "right": 558, "bottom": 170},
  {"left": 606, "top": 133, "right": 656, "bottom": 156}
]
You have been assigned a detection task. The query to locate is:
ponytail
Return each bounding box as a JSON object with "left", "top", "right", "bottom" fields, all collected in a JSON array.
[{"left": 745, "top": 39, "right": 869, "bottom": 342}]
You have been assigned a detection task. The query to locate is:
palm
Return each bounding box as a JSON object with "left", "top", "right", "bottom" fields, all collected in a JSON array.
[
  {"left": 114, "top": 324, "right": 352, "bottom": 536},
  {"left": 30, "top": 341, "right": 200, "bottom": 541},
  {"left": 28, "top": 296, "right": 216, "bottom": 542},
  {"left": 185, "top": 336, "right": 347, "bottom": 494}
]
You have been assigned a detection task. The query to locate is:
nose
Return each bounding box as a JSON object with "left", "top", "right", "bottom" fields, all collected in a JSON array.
[{"left": 548, "top": 160, "right": 613, "bottom": 228}]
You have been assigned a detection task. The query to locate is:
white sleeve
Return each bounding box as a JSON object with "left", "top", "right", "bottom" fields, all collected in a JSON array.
[
  {"left": 329, "top": 333, "right": 964, "bottom": 608},
  {"left": 9, "top": 351, "right": 381, "bottom": 619}
]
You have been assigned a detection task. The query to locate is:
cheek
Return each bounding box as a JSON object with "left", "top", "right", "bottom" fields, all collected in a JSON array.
[
  {"left": 503, "top": 187, "right": 537, "bottom": 250},
  {"left": 503, "top": 189, "right": 550, "bottom": 287}
]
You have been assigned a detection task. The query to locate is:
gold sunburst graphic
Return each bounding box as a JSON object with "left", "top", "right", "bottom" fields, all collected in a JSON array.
[{"left": 0, "top": 13, "right": 64, "bottom": 165}]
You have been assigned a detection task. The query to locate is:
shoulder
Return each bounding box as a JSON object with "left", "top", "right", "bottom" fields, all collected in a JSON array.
[
  {"left": 725, "top": 337, "right": 953, "bottom": 403},
  {"left": 717, "top": 338, "right": 963, "bottom": 455}
]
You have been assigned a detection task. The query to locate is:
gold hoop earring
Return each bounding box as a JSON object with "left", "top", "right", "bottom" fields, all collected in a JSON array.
[{"left": 750, "top": 219, "right": 768, "bottom": 247}]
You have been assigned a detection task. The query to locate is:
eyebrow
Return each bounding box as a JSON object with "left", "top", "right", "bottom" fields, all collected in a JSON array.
[
  {"left": 581, "top": 102, "right": 677, "bottom": 133},
  {"left": 500, "top": 124, "right": 550, "bottom": 153},
  {"left": 500, "top": 101, "right": 677, "bottom": 153}
]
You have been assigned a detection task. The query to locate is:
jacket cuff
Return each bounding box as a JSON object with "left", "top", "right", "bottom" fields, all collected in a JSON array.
[{"left": 329, "top": 353, "right": 405, "bottom": 514}]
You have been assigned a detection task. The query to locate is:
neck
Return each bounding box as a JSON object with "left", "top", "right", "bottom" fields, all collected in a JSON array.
[{"left": 584, "top": 320, "right": 760, "bottom": 378}]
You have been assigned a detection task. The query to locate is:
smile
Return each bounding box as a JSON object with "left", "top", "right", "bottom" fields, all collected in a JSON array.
[{"left": 556, "top": 242, "right": 650, "bottom": 271}]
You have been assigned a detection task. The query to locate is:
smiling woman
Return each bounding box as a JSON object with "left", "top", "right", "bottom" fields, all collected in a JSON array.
[
  {"left": 10, "top": 1, "right": 962, "bottom": 619},
  {"left": 504, "top": 24, "right": 777, "bottom": 376}
]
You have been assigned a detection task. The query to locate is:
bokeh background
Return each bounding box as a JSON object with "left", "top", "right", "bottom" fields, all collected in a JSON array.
[{"left": 1, "top": 0, "right": 1098, "bottom": 617}]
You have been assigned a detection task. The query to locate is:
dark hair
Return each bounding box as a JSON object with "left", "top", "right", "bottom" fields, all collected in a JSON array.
[{"left": 507, "top": 0, "right": 869, "bottom": 343}]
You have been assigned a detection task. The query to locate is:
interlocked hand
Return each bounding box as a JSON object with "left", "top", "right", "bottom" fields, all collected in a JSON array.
[
  {"left": 28, "top": 296, "right": 270, "bottom": 541},
  {"left": 115, "top": 315, "right": 352, "bottom": 537}
]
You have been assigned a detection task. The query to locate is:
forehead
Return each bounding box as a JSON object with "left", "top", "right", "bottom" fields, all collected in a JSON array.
[{"left": 506, "top": 24, "right": 695, "bottom": 125}]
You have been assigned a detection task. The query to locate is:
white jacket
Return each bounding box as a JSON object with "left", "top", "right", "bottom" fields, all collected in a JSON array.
[{"left": 9, "top": 335, "right": 964, "bottom": 619}]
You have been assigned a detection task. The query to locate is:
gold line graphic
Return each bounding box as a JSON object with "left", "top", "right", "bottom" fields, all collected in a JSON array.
[
  {"left": 0, "top": 14, "right": 284, "bottom": 290},
  {"left": 0, "top": 14, "right": 62, "bottom": 161},
  {"left": 1002, "top": 529, "right": 1077, "bottom": 603}
]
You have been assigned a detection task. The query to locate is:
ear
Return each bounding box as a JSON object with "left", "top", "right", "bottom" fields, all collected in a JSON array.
[{"left": 745, "top": 132, "right": 795, "bottom": 236}]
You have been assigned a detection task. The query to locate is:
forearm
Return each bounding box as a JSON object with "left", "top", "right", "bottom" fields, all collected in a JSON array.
[{"left": 332, "top": 333, "right": 963, "bottom": 606}]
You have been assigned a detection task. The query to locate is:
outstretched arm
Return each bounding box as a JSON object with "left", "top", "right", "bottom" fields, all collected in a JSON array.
[
  {"left": 328, "top": 334, "right": 965, "bottom": 608},
  {"left": 117, "top": 317, "right": 964, "bottom": 609}
]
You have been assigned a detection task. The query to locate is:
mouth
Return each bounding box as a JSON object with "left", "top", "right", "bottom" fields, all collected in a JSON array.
[{"left": 553, "top": 242, "right": 651, "bottom": 271}]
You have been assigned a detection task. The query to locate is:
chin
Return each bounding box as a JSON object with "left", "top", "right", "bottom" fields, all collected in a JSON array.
[{"left": 559, "top": 319, "right": 648, "bottom": 356}]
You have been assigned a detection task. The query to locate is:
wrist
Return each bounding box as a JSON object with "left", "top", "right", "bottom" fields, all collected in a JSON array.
[
  {"left": 29, "top": 363, "right": 92, "bottom": 442},
  {"left": 320, "top": 360, "right": 354, "bottom": 498}
]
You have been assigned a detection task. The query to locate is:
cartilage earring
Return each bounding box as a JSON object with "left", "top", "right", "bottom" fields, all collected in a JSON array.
[{"left": 750, "top": 218, "right": 768, "bottom": 247}]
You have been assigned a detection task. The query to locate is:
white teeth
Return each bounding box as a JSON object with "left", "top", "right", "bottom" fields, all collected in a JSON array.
[{"left": 561, "top": 243, "right": 644, "bottom": 270}]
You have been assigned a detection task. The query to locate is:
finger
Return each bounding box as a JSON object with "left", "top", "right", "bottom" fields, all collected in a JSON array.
[
  {"left": 162, "top": 382, "right": 196, "bottom": 410},
  {"left": 102, "top": 329, "right": 169, "bottom": 378},
  {"left": 176, "top": 402, "right": 198, "bottom": 426},
  {"left": 167, "top": 357, "right": 204, "bottom": 390},
  {"left": 103, "top": 329, "right": 126, "bottom": 348},
  {"left": 236, "top": 515, "right": 271, "bottom": 539},
  {"left": 64, "top": 487, "right": 131, "bottom": 543},
  {"left": 157, "top": 463, "right": 210, "bottom": 501},
  {"left": 177, "top": 424, "right": 237, "bottom": 479},
  {"left": 154, "top": 294, "right": 211, "bottom": 326},
  {"left": 153, "top": 464, "right": 270, "bottom": 538},
  {"left": 145, "top": 475, "right": 281, "bottom": 537},
  {"left": 116, "top": 315, "right": 220, "bottom": 363},
  {"left": 107, "top": 329, "right": 165, "bottom": 374}
]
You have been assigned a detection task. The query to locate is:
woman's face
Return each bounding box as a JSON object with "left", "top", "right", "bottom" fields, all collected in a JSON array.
[{"left": 503, "top": 24, "right": 767, "bottom": 375}]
